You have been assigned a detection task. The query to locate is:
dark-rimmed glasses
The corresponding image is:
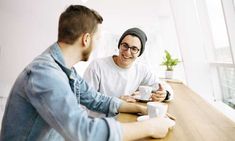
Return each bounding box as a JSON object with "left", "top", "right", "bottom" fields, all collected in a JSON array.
[{"left": 120, "top": 43, "right": 140, "bottom": 54}]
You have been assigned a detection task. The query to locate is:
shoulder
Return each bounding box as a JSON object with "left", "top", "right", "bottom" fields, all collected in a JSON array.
[
  {"left": 134, "top": 61, "right": 151, "bottom": 72},
  {"left": 31, "top": 54, "right": 61, "bottom": 72},
  {"left": 28, "top": 55, "right": 67, "bottom": 84},
  {"left": 134, "top": 61, "right": 160, "bottom": 78},
  {"left": 25, "top": 62, "right": 69, "bottom": 98},
  {"left": 88, "top": 56, "right": 112, "bottom": 69}
]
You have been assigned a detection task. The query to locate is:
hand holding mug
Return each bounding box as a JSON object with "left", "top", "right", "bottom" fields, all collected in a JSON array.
[{"left": 151, "top": 83, "right": 167, "bottom": 102}]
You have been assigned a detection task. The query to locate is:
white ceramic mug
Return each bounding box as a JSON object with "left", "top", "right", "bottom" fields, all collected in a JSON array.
[
  {"left": 139, "top": 86, "right": 152, "bottom": 100},
  {"left": 147, "top": 102, "right": 168, "bottom": 118}
]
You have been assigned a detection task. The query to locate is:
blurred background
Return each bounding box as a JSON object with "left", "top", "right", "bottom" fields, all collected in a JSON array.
[{"left": 0, "top": 0, "right": 235, "bottom": 122}]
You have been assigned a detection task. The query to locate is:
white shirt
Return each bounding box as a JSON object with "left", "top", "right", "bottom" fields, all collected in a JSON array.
[{"left": 83, "top": 56, "right": 173, "bottom": 98}]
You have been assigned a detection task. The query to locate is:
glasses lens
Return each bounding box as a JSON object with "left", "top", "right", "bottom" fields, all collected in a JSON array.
[
  {"left": 131, "top": 47, "right": 139, "bottom": 54},
  {"left": 120, "top": 43, "right": 139, "bottom": 54},
  {"left": 121, "top": 43, "right": 128, "bottom": 50}
]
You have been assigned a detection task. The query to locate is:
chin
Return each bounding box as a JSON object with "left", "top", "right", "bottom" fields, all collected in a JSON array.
[
  {"left": 122, "top": 59, "right": 133, "bottom": 65},
  {"left": 81, "top": 55, "right": 89, "bottom": 61},
  {"left": 81, "top": 50, "right": 91, "bottom": 61},
  {"left": 81, "top": 58, "right": 88, "bottom": 61}
]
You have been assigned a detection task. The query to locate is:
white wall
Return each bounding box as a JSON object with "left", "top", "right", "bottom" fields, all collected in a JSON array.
[
  {"left": 0, "top": 0, "right": 68, "bottom": 97},
  {"left": 0, "top": 0, "right": 182, "bottom": 97}
]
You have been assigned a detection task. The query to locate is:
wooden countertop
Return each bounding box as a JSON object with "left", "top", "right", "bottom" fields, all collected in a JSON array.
[{"left": 117, "top": 83, "right": 235, "bottom": 141}]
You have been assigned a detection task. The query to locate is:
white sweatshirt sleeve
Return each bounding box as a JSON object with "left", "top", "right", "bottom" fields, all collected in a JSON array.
[{"left": 83, "top": 61, "right": 101, "bottom": 91}]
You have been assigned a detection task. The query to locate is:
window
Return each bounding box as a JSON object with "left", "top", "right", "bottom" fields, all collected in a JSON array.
[
  {"left": 205, "top": 0, "right": 233, "bottom": 63},
  {"left": 218, "top": 66, "right": 235, "bottom": 108},
  {"left": 205, "top": 0, "right": 235, "bottom": 109}
]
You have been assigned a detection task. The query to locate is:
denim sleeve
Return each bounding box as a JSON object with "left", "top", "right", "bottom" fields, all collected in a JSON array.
[
  {"left": 26, "top": 64, "right": 123, "bottom": 141},
  {"left": 77, "top": 75, "right": 123, "bottom": 117}
]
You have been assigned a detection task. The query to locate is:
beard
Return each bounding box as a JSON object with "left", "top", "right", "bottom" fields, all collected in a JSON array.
[{"left": 81, "top": 45, "right": 92, "bottom": 61}]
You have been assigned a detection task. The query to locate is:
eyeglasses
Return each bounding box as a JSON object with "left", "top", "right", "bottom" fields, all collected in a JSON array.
[{"left": 120, "top": 43, "right": 140, "bottom": 54}]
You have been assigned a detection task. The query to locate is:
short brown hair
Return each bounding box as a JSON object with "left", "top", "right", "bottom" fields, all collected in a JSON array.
[{"left": 58, "top": 5, "right": 103, "bottom": 44}]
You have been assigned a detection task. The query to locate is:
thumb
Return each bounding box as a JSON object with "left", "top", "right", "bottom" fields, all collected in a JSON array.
[{"left": 158, "top": 83, "right": 163, "bottom": 91}]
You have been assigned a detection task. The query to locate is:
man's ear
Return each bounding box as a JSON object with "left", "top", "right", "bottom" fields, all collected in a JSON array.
[{"left": 82, "top": 33, "right": 91, "bottom": 48}]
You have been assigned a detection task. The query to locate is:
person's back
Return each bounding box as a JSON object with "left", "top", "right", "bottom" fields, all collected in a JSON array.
[{"left": 0, "top": 48, "right": 65, "bottom": 140}]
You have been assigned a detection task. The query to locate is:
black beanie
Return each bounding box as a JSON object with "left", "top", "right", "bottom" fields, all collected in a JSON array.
[{"left": 118, "top": 27, "right": 147, "bottom": 56}]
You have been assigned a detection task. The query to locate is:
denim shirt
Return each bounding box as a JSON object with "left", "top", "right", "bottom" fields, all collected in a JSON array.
[{"left": 0, "top": 43, "right": 123, "bottom": 141}]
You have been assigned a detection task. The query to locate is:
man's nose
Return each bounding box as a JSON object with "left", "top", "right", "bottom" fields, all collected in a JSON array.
[{"left": 124, "top": 47, "right": 132, "bottom": 54}]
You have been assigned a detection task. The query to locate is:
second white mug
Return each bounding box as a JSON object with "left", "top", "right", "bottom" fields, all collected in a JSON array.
[{"left": 147, "top": 102, "right": 168, "bottom": 118}]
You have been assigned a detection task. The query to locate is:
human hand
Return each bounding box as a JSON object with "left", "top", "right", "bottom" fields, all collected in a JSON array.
[
  {"left": 121, "top": 116, "right": 171, "bottom": 141},
  {"left": 138, "top": 105, "right": 147, "bottom": 115},
  {"left": 145, "top": 117, "right": 172, "bottom": 138},
  {"left": 151, "top": 84, "right": 167, "bottom": 102},
  {"left": 119, "top": 95, "right": 136, "bottom": 103}
]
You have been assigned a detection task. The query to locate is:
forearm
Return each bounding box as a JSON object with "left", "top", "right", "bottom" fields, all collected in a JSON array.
[
  {"left": 121, "top": 117, "right": 171, "bottom": 140},
  {"left": 118, "top": 101, "right": 147, "bottom": 114},
  {"left": 121, "top": 122, "right": 151, "bottom": 141}
]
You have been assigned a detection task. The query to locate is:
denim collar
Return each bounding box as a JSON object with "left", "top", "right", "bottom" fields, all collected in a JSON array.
[{"left": 49, "top": 42, "right": 76, "bottom": 80}]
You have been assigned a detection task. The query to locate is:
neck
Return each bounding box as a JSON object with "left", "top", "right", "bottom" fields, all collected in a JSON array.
[{"left": 58, "top": 42, "right": 82, "bottom": 68}]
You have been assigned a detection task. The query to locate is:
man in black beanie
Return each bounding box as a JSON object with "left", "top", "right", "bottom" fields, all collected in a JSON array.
[
  {"left": 84, "top": 27, "right": 174, "bottom": 106},
  {"left": 118, "top": 27, "right": 147, "bottom": 57}
]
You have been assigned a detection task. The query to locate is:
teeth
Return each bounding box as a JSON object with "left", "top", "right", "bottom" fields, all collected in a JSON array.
[{"left": 123, "top": 55, "right": 131, "bottom": 59}]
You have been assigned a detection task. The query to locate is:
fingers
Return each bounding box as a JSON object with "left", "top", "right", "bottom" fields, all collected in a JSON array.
[
  {"left": 151, "top": 96, "right": 165, "bottom": 102},
  {"left": 120, "top": 95, "right": 136, "bottom": 103},
  {"left": 154, "top": 90, "right": 166, "bottom": 95},
  {"left": 131, "top": 91, "right": 139, "bottom": 96},
  {"left": 158, "top": 83, "right": 164, "bottom": 91},
  {"left": 153, "top": 91, "right": 166, "bottom": 98},
  {"left": 151, "top": 92, "right": 166, "bottom": 102},
  {"left": 148, "top": 117, "right": 171, "bottom": 138},
  {"left": 126, "top": 98, "right": 136, "bottom": 103},
  {"left": 152, "top": 94, "right": 165, "bottom": 99},
  {"left": 140, "top": 105, "right": 148, "bottom": 115},
  {"left": 166, "top": 113, "right": 176, "bottom": 121}
]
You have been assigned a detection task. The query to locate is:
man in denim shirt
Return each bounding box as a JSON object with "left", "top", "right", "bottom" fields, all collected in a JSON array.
[{"left": 0, "top": 5, "right": 172, "bottom": 141}]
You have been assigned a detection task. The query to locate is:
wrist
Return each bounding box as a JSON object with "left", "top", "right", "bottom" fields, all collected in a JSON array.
[
  {"left": 143, "top": 120, "right": 156, "bottom": 137},
  {"left": 138, "top": 105, "right": 147, "bottom": 115}
]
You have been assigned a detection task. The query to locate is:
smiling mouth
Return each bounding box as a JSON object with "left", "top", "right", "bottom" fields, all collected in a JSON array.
[{"left": 122, "top": 54, "right": 132, "bottom": 60}]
